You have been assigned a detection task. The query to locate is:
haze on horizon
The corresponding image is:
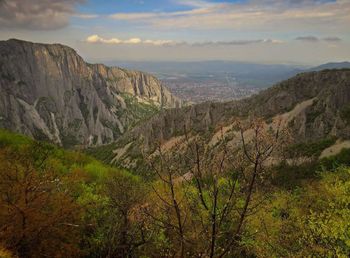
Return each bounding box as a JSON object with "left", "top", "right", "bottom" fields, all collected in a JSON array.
[{"left": 0, "top": 0, "right": 349, "bottom": 65}]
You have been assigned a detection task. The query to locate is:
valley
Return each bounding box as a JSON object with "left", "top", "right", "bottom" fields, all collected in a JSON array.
[
  {"left": 93, "top": 69, "right": 350, "bottom": 175},
  {"left": 1, "top": 0, "right": 350, "bottom": 256},
  {"left": 108, "top": 60, "right": 304, "bottom": 103},
  {"left": 108, "top": 60, "right": 350, "bottom": 103},
  {"left": 1, "top": 39, "right": 350, "bottom": 258}
]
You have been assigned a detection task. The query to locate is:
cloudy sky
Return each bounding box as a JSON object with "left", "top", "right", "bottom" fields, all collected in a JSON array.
[{"left": 0, "top": 0, "right": 349, "bottom": 64}]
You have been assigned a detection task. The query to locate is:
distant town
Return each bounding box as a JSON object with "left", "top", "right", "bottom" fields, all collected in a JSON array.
[
  {"left": 164, "top": 78, "right": 259, "bottom": 103},
  {"left": 110, "top": 61, "right": 304, "bottom": 103}
]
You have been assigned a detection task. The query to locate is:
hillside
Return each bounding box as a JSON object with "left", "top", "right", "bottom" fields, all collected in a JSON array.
[
  {"left": 2, "top": 118, "right": 350, "bottom": 257},
  {"left": 0, "top": 129, "right": 149, "bottom": 257},
  {"left": 95, "top": 69, "right": 350, "bottom": 170},
  {"left": 309, "top": 61, "right": 350, "bottom": 71},
  {"left": 0, "top": 39, "right": 181, "bottom": 147},
  {"left": 2, "top": 45, "right": 350, "bottom": 258}
]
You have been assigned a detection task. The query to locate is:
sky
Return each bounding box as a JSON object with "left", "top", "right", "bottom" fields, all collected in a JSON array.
[{"left": 0, "top": 0, "right": 349, "bottom": 64}]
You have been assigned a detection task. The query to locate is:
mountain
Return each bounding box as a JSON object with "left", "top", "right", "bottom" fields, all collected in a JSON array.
[
  {"left": 309, "top": 62, "right": 350, "bottom": 72},
  {"left": 97, "top": 69, "right": 350, "bottom": 170},
  {"left": 0, "top": 39, "right": 181, "bottom": 147}
]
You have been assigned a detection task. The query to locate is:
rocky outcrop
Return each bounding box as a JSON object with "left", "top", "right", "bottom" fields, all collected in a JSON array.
[
  {"left": 0, "top": 39, "right": 181, "bottom": 147},
  {"left": 108, "top": 69, "right": 350, "bottom": 169}
]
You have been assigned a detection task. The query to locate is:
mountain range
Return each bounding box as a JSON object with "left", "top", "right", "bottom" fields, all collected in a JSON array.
[
  {"left": 105, "top": 60, "right": 350, "bottom": 89},
  {"left": 1, "top": 39, "right": 350, "bottom": 166},
  {"left": 1, "top": 38, "right": 350, "bottom": 258},
  {"left": 91, "top": 69, "right": 350, "bottom": 172}
]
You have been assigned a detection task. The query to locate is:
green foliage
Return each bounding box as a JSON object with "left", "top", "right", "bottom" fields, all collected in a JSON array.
[
  {"left": 271, "top": 161, "right": 319, "bottom": 189},
  {"left": 0, "top": 130, "right": 148, "bottom": 257},
  {"left": 61, "top": 133, "right": 80, "bottom": 148},
  {"left": 340, "top": 104, "right": 350, "bottom": 124},
  {"left": 287, "top": 137, "right": 336, "bottom": 158},
  {"left": 319, "top": 148, "right": 350, "bottom": 171},
  {"left": 33, "top": 127, "right": 52, "bottom": 142},
  {"left": 249, "top": 166, "right": 350, "bottom": 257},
  {"left": 2, "top": 129, "right": 350, "bottom": 257},
  {"left": 0, "top": 129, "right": 32, "bottom": 148},
  {"left": 300, "top": 167, "right": 350, "bottom": 257},
  {"left": 83, "top": 160, "right": 110, "bottom": 180},
  {"left": 119, "top": 93, "right": 159, "bottom": 128},
  {"left": 85, "top": 142, "right": 117, "bottom": 164},
  {"left": 272, "top": 145, "right": 350, "bottom": 189}
]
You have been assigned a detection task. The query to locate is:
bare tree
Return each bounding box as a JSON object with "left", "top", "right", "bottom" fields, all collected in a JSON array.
[
  {"left": 145, "top": 144, "right": 189, "bottom": 258},
  {"left": 0, "top": 144, "right": 81, "bottom": 258},
  {"left": 218, "top": 118, "right": 288, "bottom": 257},
  {"left": 182, "top": 128, "right": 240, "bottom": 258},
  {"left": 145, "top": 118, "right": 288, "bottom": 257},
  {"left": 103, "top": 171, "right": 150, "bottom": 258}
]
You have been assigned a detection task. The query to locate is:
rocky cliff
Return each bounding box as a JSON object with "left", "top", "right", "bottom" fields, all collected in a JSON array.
[
  {"left": 0, "top": 39, "right": 181, "bottom": 147},
  {"left": 104, "top": 69, "right": 350, "bottom": 169}
]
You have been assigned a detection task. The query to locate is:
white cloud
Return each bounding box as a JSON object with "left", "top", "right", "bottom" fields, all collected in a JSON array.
[
  {"left": 85, "top": 35, "right": 176, "bottom": 46},
  {"left": 73, "top": 13, "right": 99, "bottom": 19},
  {"left": 86, "top": 35, "right": 122, "bottom": 44},
  {"left": 124, "top": 38, "right": 142, "bottom": 44},
  {"left": 144, "top": 39, "right": 175, "bottom": 46},
  {"left": 85, "top": 35, "right": 284, "bottom": 46},
  {"left": 107, "top": 0, "right": 350, "bottom": 34}
]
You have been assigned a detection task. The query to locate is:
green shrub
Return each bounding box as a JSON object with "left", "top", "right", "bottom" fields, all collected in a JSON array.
[
  {"left": 319, "top": 148, "right": 350, "bottom": 171},
  {"left": 287, "top": 137, "right": 337, "bottom": 158},
  {"left": 340, "top": 104, "right": 350, "bottom": 124},
  {"left": 0, "top": 129, "right": 32, "bottom": 148},
  {"left": 271, "top": 161, "right": 319, "bottom": 189}
]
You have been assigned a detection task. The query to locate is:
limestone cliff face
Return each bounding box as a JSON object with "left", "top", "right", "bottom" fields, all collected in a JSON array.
[
  {"left": 108, "top": 69, "right": 350, "bottom": 169},
  {"left": 0, "top": 39, "right": 181, "bottom": 147}
]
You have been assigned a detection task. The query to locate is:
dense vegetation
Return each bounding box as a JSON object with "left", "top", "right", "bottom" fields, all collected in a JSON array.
[{"left": 0, "top": 127, "right": 350, "bottom": 257}]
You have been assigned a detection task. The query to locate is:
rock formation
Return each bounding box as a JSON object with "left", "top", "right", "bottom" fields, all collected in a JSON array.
[{"left": 0, "top": 39, "right": 181, "bottom": 147}]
